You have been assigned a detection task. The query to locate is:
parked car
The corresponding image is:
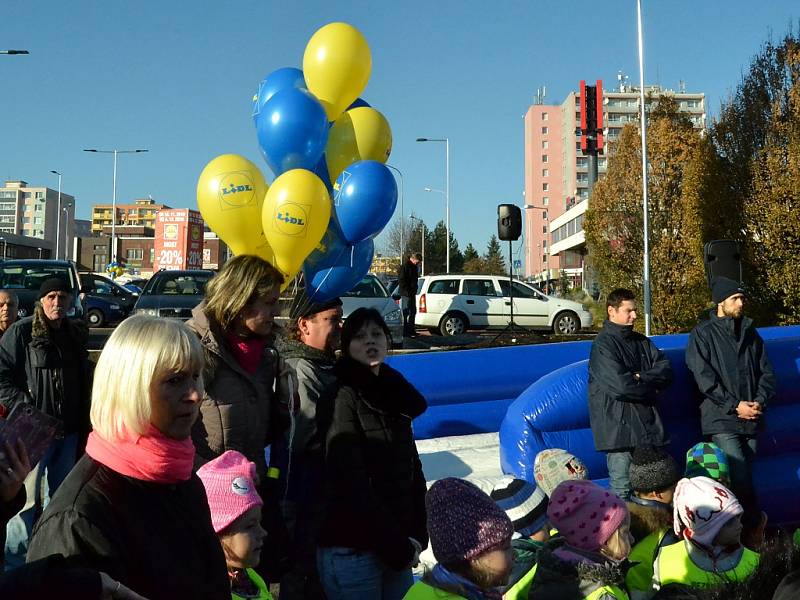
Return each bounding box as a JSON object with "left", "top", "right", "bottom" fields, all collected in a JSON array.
[
  {"left": 79, "top": 273, "right": 138, "bottom": 327},
  {"left": 0, "top": 259, "right": 84, "bottom": 319},
  {"left": 341, "top": 274, "right": 403, "bottom": 346},
  {"left": 132, "top": 269, "right": 214, "bottom": 320},
  {"left": 120, "top": 277, "right": 149, "bottom": 294},
  {"left": 415, "top": 274, "right": 592, "bottom": 336}
]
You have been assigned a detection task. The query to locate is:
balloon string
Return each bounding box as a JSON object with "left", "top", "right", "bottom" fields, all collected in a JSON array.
[{"left": 306, "top": 245, "right": 349, "bottom": 307}]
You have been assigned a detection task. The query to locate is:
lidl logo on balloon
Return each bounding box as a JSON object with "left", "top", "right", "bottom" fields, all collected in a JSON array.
[
  {"left": 274, "top": 203, "right": 310, "bottom": 238},
  {"left": 218, "top": 172, "right": 257, "bottom": 209}
]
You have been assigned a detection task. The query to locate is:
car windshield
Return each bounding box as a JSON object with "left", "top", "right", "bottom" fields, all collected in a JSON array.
[
  {"left": 144, "top": 273, "right": 212, "bottom": 296},
  {"left": 342, "top": 276, "right": 388, "bottom": 298},
  {"left": 0, "top": 264, "right": 77, "bottom": 291}
]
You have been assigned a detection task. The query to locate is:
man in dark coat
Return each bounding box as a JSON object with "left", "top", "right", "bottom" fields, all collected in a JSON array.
[
  {"left": 0, "top": 277, "right": 92, "bottom": 567},
  {"left": 588, "top": 288, "right": 673, "bottom": 500},
  {"left": 685, "top": 276, "right": 775, "bottom": 538},
  {"left": 397, "top": 253, "right": 421, "bottom": 337}
]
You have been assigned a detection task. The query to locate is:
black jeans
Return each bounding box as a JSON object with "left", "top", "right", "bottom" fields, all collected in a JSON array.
[
  {"left": 711, "top": 433, "right": 760, "bottom": 528},
  {"left": 401, "top": 295, "right": 416, "bottom": 336}
]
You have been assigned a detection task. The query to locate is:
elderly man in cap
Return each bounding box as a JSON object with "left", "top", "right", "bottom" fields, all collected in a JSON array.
[
  {"left": 686, "top": 276, "right": 775, "bottom": 547},
  {"left": 274, "top": 295, "right": 343, "bottom": 599},
  {"left": 0, "top": 277, "right": 92, "bottom": 567}
]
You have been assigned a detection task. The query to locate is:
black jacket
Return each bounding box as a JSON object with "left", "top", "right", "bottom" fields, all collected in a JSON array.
[
  {"left": 588, "top": 320, "right": 672, "bottom": 452},
  {"left": 26, "top": 455, "right": 229, "bottom": 600},
  {"left": 686, "top": 310, "right": 775, "bottom": 435},
  {"left": 0, "top": 305, "right": 92, "bottom": 436},
  {"left": 318, "top": 357, "right": 428, "bottom": 570},
  {"left": 397, "top": 260, "right": 419, "bottom": 297}
]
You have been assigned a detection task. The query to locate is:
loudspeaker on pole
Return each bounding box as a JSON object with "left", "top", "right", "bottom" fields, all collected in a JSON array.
[{"left": 497, "top": 204, "right": 522, "bottom": 241}]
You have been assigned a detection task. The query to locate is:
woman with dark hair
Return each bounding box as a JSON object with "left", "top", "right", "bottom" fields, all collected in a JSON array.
[{"left": 316, "top": 308, "right": 428, "bottom": 600}]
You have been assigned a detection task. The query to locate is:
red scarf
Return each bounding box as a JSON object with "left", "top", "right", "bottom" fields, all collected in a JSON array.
[
  {"left": 225, "top": 333, "right": 267, "bottom": 375},
  {"left": 85, "top": 424, "right": 195, "bottom": 484}
]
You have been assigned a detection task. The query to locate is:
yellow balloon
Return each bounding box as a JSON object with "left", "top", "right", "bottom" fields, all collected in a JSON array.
[
  {"left": 303, "top": 22, "right": 372, "bottom": 121},
  {"left": 262, "top": 169, "right": 331, "bottom": 279},
  {"left": 196, "top": 154, "right": 277, "bottom": 262},
  {"left": 325, "top": 106, "right": 392, "bottom": 183}
]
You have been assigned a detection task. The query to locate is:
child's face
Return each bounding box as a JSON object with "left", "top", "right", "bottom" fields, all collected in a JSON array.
[
  {"left": 473, "top": 540, "right": 514, "bottom": 588},
  {"left": 220, "top": 506, "right": 266, "bottom": 569},
  {"left": 713, "top": 514, "right": 743, "bottom": 548}
]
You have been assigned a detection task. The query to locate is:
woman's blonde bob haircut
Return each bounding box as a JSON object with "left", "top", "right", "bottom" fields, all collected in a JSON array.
[
  {"left": 203, "top": 255, "right": 284, "bottom": 331},
  {"left": 90, "top": 315, "right": 204, "bottom": 442}
]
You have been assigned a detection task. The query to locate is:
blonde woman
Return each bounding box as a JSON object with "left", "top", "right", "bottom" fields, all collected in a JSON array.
[
  {"left": 26, "top": 316, "right": 229, "bottom": 600},
  {"left": 186, "top": 254, "right": 290, "bottom": 580}
]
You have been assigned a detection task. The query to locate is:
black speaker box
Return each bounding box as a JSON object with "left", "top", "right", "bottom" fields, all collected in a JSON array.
[
  {"left": 703, "top": 240, "right": 742, "bottom": 287},
  {"left": 497, "top": 204, "right": 522, "bottom": 241}
]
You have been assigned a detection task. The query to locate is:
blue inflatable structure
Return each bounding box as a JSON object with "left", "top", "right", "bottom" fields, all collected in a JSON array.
[
  {"left": 499, "top": 325, "right": 800, "bottom": 525},
  {"left": 387, "top": 340, "right": 595, "bottom": 439}
]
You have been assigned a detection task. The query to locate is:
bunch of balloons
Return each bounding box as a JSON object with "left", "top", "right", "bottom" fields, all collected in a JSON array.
[
  {"left": 106, "top": 261, "right": 124, "bottom": 279},
  {"left": 197, "top": 22, "right": 397, "bottom": 301}
]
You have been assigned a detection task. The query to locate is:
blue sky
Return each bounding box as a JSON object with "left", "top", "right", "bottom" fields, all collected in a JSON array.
[{"left": 2, "top": 1, "right": 797, "bottom": 256}]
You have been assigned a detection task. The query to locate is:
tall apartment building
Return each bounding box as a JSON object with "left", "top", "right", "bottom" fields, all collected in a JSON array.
[
  {"left": 91, "top": 198, "right": 171, "bottom": 234},
  {"left": 523, "top": 78, "right": 706, "bottom": 290},
  {"left": 0, "top": 180, "right": 77, "bottom": 258}
]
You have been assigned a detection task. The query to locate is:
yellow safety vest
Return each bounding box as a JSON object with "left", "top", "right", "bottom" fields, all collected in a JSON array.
[
  {"left": 625, "top": 529, "right": 669, "bottom": 594},
  {"left": 403, "top": 580, "right": 466, "bottom": 600},
  {"left": 654, "top": 541, "right": 759, "bottom": 589},
  {"left": 231, "top": 568, "right": 273, "bottom": 600},
  {"left": 503, "top": 564, "right": 538, "bottom": 600},
  {"left": 585, "top": 585, "right": 629, "bottom": 600}
]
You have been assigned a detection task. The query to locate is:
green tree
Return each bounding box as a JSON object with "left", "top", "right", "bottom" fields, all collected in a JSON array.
[
  {"left": 711, "top": 31, "right": 800, "bottom": 324},
  {"left": 584, "top": 97, "right": 719, "bottom": 333},
  {"left": 483, "top": 235, "right": 506, "bottom": 276},
  {"left": 463, "top": 243, "right": 479, "bottom": 262},
  {"left": 423, "top": 221, "right": 464, "bottom": 274},
  {"left": 462, "top": 242, "right": 485, "bottom": 273}
]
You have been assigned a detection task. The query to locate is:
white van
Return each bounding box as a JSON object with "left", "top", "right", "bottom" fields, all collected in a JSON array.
[{"left": 415, "top": 274, "right": 592, "bottom": 336}]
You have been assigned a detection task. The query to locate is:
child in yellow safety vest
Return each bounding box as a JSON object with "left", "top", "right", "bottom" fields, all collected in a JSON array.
[
  {"left": 652, "top": 477, "right": 758, "bottom": 592},
  {"left": 197, "top": 451, "right": 272, "bottom": 600},
  {"left": 624, "top": 446, "right": 681, "bottom": 600},
  {"left": 403, "top": 478, "right": 514, "bottom": 600},
  {"left": 527, "top": 480, "right": 633, "bottom": 600}
]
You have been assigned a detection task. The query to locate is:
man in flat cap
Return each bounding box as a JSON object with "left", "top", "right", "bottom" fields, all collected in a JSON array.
[
  {"left": 0, "top": 277, "right": 92, "bottom": 566},
  {"left": 686, "top": 276, "right": 774, "bottom": 547},
  {"left": 274, "top": 296, "right": 343, "bottom": 599}
]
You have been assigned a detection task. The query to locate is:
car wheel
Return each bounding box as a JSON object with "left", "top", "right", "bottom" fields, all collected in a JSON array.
[
  {"left": 438, "top": 313, "right": 467, "bottom": 337},
  {"left": 87, "top": 308, "right": 105, "bottom": 328},
  {"left": 553, "top": 311, "right": 580, "bottom": 335}
]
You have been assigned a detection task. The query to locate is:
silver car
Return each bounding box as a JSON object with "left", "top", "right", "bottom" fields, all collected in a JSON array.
[{"left": 341, "top": 274, "right": 404, "bottom": 346}]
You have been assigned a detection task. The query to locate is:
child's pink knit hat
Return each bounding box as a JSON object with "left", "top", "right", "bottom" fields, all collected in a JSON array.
[
  {"left": 547, "top": 480, "right": 628, "bottom": 551},
  {"left": 197, "top": 450, "right": 263, "bottom": 533}
]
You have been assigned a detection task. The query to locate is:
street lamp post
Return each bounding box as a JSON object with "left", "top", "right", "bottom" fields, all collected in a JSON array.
[
  {"left": 385, "top": 164, "right": 404, "bottom": 260},
  {"left": 83, "top": 148, "right": 149, "bottom": 262},
  {"left": 50, "top": 170, "right": 62, "bottom": 260},
  {"left": 37, "top": 247, "right": 42, "bottom": 259},
  {"left": 0, "top": 50, "right": 29, "bottom": 55},
  {"left": 416, "top": 137, "right": 450, "bottom": 273},
  {"left": 409, "top": 215, "right": 425, "bottom": 276},
  {"left": 524, "top": 204, "right": 550, "bottom": 294},
  {"left": 636, "top": 0, "right": 652, "bottom": 336}
]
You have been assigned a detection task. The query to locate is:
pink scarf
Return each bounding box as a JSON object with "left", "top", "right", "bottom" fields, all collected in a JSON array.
[
  {"left": 86, "top": 424, "right": 195, "bottom": 484},
  {"left": 225, "top": 333, "right": 267, "bottom": 375}
]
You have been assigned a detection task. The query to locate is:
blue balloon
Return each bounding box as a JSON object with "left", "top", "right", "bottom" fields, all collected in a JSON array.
[
  {"left": 313, "top": 154, "right": 334, "bottom": 195},
  {"left": 252, "top": 67, "right": 307, "bottom": 122},
  {"left": 304, "top": 238, "right": 375, "bottom": 302},
  {"left": 347, "top": 97, "right": 371, "bottom": 110},
  {"left": 304, "top": 214, "right": 347, "bottom": 272},
  {"left": 334, "top": 161, "right": 398, "bottom": 244},
  {"left": 256, "top": 88, "right": 329, "bottom": 176}
]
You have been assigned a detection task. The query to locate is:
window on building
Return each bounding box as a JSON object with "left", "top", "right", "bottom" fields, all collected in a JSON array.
[
  {"left": 541, "top": 126, "right": 548, "bottom": 134},
  {"left": 541, "top": 140, "right": 549, "bottom": 149},
  {"left": 23, "top": 192, "right": 31, "bottom": 200},
  {"left": 576, "top": 142, "right": 582, "bottom": 151},
  {"left": 541, "top": 154, "right": 548, "bottom": 163},
  {"left": 0, "top": 191, "right": 16, "bottom": 199},
  {"left": 0, "top": 216, "right": 14, "bottom": 224},
  {"left": 576, "top": 157, "right": 588, "bottom": 168},
  {"left": 34, "top": 204, "right": 42, "bottom": 211},
  {"left": 35, "top": 192, "right": 43, "bottom": 199},
  {"left": 127, "top": 248, "right": 144, "bottom": 260},
  {"left": 542, "top": 240, "right": 547, "bottom": 249},
  {"left": 575, "top": 127, "right": 582, "bottom": 136},
  {"left": 542, "top": 183, "right": 549, "bottom": 191},
  {"left": 542, "top": 225, "right": 547, "bottom": 234},
  {"left": 34, "top": 217, "right": 42, "bottom": 225},
  {"left": 21, "top": 217, "right": 30, "bottom": 224},
  {"left": 541, "top": 112, "right": 548, "bottom": 121},
  {"left": 542, "top": 169, "right": 549, "bottom": 177},
  {"left": 93, "top": 244, "right": 106, "bottom": 251}
]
